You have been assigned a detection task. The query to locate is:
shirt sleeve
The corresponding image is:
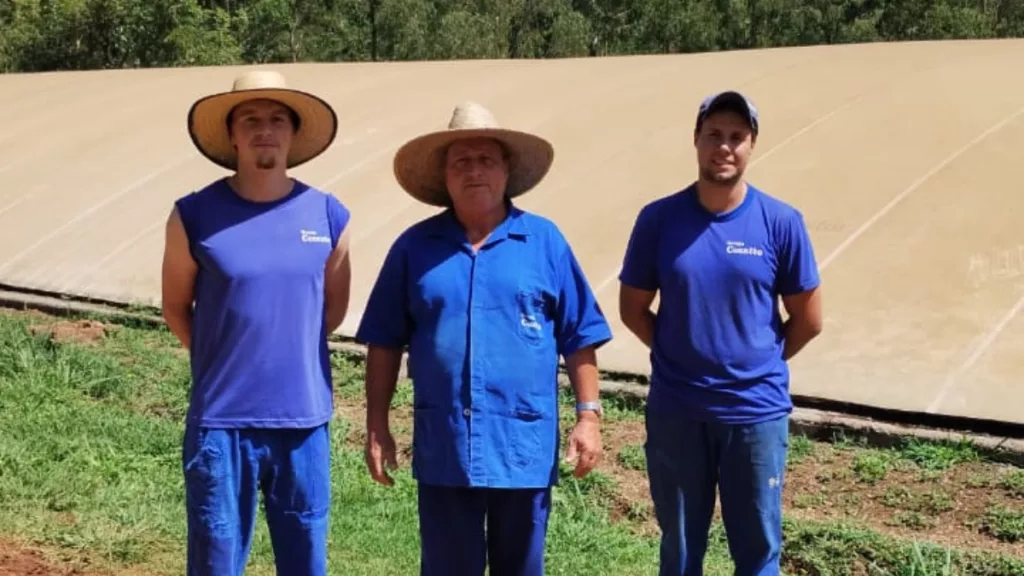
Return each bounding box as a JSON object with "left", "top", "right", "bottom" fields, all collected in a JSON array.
[
  {"left": 355, "top": 236, "right": 413, "bottom": 349},
  {"left": 775, "top": 209, "right": 821, "bottom": 296},
  {"left": 554, "top": 242, "right": 614, "bottom": 358},
  {"left": 617, "top": 203, "right": 660, "bottom": 292}
]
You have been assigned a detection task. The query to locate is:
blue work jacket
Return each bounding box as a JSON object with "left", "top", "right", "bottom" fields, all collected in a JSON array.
[{"left": 355, "top": 204, "right": 613, "bottom": 488}]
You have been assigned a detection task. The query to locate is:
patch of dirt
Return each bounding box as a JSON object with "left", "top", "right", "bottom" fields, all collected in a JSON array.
[
  {"left": 335, "top": 398, "right": 414, "bottom": 460},
  {"left": 598, "top": 423, "right": 661, "bottom": 536},
  {"left": 783, "top": 447, "right": 1024, "bottom": 557},
  {"left": 0, "top": 309, "right": 49, "bottom": 322},
  {"left": 28, "top": 319, "right": 109, "bottom": 345},
  {"left": 0, "top": 539, "right": 102, "bottom": 576}
]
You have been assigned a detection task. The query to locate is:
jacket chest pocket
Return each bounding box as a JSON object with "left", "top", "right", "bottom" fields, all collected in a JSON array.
[{"left": 515, "top": 288, "right": 550, "bottom": 344}]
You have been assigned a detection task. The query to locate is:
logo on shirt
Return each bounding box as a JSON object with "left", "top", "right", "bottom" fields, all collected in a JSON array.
[
  {"left": 300, "top": 229, "right": 331, "bottom": 244},
  {"left": 520, "top": 313, "right": 541, "bottom": 331},
  {"left": 725, "top": 240, "right": 764, "bottom": 257}
]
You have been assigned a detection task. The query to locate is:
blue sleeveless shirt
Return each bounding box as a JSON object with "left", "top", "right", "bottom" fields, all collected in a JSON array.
[{"left": 175, "top": 178, "right": 351, "bottom": 428}]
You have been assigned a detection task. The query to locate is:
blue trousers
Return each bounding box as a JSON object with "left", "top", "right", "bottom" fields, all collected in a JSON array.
[
  {"left": 417, "top": 484, "right": 551, "bottom": 576},
  {"left": 644, "top": 409, "right": 789, "bottom": 576},
  {"left": 182, "top": 423, "right": 332, "bottom": 576}
]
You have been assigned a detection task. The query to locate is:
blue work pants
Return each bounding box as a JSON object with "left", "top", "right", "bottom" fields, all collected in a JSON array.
[
  {"left": 644, "top": 409, "right": 789, "bottom": 576},
  {"left": 182, "top": 423, "right": 332, "bottom": 576},
  {"left": 417, "top": 483, "right": 551, "bottom": 576}
]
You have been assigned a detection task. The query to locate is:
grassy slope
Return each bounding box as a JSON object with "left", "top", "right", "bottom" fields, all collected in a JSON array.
[{"left": 0, "top": 310, "right": 1021, "bottom": 575}]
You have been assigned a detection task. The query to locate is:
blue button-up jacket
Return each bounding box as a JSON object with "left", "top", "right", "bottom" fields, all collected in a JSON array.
[{"left": 356, "top": 205, "right": 613, "bottom": 489}]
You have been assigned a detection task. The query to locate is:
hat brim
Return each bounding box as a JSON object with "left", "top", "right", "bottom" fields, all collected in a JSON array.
[
  {"left": 393, "top": 128, "right": 555, "bottom": 207},
  {"left": 188, "top": 87, "right": 338, "bottom": 170}
]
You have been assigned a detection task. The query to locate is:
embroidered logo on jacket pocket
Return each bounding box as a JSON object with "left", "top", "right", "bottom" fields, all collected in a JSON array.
[{"left": 515, "top": 290, "right": 547, "bottom": 342}]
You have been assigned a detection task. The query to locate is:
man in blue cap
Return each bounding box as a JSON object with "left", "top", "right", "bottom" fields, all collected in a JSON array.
[
  {"left": 617, "top": 91, "right": 824, "bottom": 575},
  {"left": 356, "top": 101, "right": 613, "bottom": 576}
]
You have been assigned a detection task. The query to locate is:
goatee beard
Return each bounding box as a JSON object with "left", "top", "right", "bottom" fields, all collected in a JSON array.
[
  {"left": 700, "top": 167, "right": 741, "bottom": 187},
  {"left": 256, "top": 156, "right": 277, "bottom": 170}
]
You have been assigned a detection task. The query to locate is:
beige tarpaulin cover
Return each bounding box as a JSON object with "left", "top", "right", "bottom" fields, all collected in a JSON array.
[{"left": 1, "top": 39, "right": 1022, "bottom": 424}]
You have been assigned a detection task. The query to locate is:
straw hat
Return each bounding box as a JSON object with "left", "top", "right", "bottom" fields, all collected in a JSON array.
[
  {"left": 187, "top": 70, "right": 338, "bottom": 170},
  {"left": 393, "top": 101, "right": 555, "bottom": 207}
]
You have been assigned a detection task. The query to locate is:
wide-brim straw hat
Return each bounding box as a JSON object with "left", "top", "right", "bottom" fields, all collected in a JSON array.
[
  {"left": 393, "top": 101, "right": 555, "bottom": 207},
  {"left": 187, "top": 70, "right": 338, "bottom": 170}
]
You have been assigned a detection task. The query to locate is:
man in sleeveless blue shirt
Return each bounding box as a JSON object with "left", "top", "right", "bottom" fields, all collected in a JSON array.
[
  {"left": 355, "top": 101, "right": 613, "bottom": 576},
  {"left": 617, "top": 92, "right": 824, "bottom": 576},
  {"left": 160, "top": 70, "right": 352, "bottom": 575}
]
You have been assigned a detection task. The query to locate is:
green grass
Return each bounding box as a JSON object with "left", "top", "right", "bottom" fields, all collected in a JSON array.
[
  {"left": 853, "top": 449, "right": 893, "bottom": 485},
  {"left": 999, "top": 470, "right": 1024, "bottom": 498},
  {"left": 0, "top": 314, "right": 664, "bottom": 575},
  {"left": 616, "top": 444, "right": 647, "bottom": 471},
  {"left": 787, "top": 434, "right": 816, "bottom": 465},
  {"left": 782, "top": 520, "right": 1024, "bottom": 576},
  {"left": 1, "top": 310, "right": 1023, "bottom": 575},
  {"left": 896, "top": 437, "right": 984, "bottom": 473},
  {"left": 881, "top": 486, "right": 955, "bottom": 516},
  {"left": 978, "top": 505, "right": 1024, "bottom": 544}
]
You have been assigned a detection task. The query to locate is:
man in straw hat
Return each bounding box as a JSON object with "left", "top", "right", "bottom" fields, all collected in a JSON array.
[
  {"left": 355, "top": 101, "right": 613, "bottom": 575},
  {"left": 618, "top": 90, "right": 823, "bottom": 575},
  {"left": 161, "top": 69, "right": 351, "bottom": 575}
]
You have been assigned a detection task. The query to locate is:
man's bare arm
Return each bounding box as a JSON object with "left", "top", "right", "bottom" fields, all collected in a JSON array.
[
  {"left": 324, "top": 226, "right": 352, "bottom": 335},
  {"left": 365, "top": 345, "right": 403, "bottom": 431},
  {"left": 364, "top": 344, "right": 403, "bottom": 485},
  {"left": 781, "top": 286, "right": 823, "bottom": 361},
  {"left": 618, "top": 284, "right": 657, "bottom": 349},
  {"left": 566, "top": 345, "right": 600, "bottom": 420},
  {"left": 161, "top": 207, "right": 197, "bottom": 350},
  {"left": 563, "top": 345, "right": 603, "bottom": 477}
]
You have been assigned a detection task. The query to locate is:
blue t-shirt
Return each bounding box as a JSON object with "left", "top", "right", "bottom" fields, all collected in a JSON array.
[
  {"left": 355, "top": 205, "right": 613, "bottom": 489},
  {"left": 618, "top": 183, "right": 820, "bottom": 424},
  {"left": 175, "top": 178, "right": 351, "bottom": 428}
]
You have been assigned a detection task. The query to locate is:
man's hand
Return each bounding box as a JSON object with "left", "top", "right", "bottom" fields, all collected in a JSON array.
[
  {"left": 365, "top": 425, "right": 398, "bottom": 486},
  {"left": 564, "top": 414, "right": 602, "bottom": 478}
]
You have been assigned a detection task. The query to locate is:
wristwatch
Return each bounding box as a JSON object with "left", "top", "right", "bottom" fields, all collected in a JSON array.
[{"left": 575, "top": 400, "right": 603, "bottom": 419}]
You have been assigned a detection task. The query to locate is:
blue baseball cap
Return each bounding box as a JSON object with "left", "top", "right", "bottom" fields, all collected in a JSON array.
[{"left": 695, "top": 91, "right": 759, "bottom": 135}]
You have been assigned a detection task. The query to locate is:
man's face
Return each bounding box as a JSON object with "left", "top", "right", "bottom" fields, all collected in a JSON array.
[
  {"left": 444, "top": 137, "right": 509, "bottom": 212},
  {"left": 694, "top": 109, "right": 756, "bottom": 186},
  {"left": 228, "top": 99, "right": 295, "bottom": 171}
]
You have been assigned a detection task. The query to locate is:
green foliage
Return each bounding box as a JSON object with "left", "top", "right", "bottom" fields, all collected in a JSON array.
[{"left": 2, "top": 0, "right": 1023, "bottom": 73}]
